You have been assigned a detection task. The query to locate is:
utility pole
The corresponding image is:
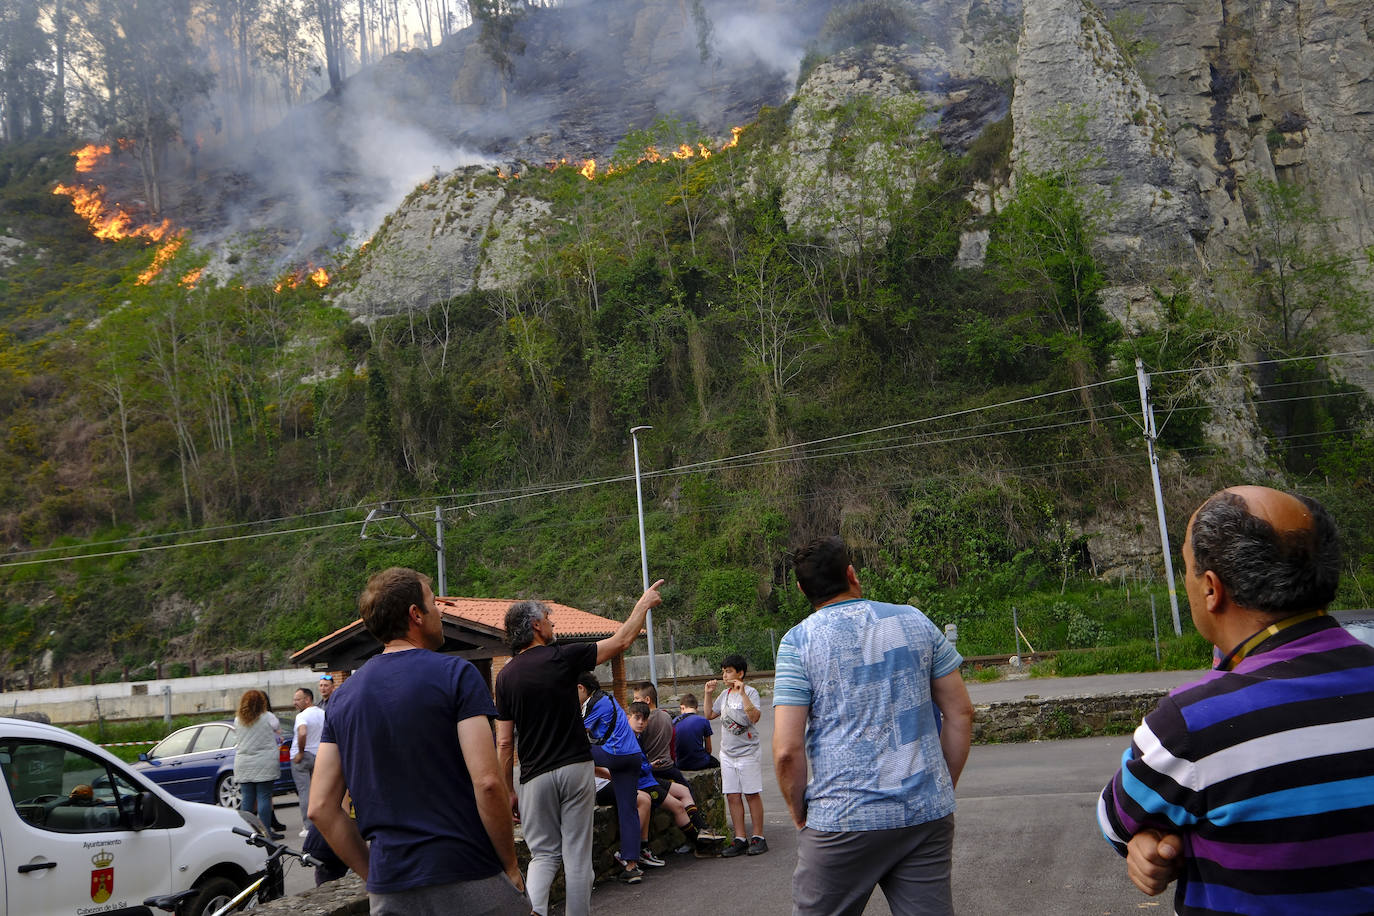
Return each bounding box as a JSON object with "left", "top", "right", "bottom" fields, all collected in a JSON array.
[
  {"left": 630, "top": 426, "right": 658, "bottom": 687},
  {"left": 1136, "top": 359, "right": 1182, "bottom": 636},
  {"left": 361, "top": 502, "right": 447, "bottom": 597},
  {"left": 434, "top": 505, "right": 447, "bottom": 597}
]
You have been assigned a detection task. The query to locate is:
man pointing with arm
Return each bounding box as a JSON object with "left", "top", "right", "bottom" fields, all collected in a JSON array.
[{"left": 493, "top": 580, "right": 664, "bottom": 916}]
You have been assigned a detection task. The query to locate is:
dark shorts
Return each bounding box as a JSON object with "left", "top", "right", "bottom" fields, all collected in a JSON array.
[{"left": 645, "top": 779, "right": 671, "bottom": 809}]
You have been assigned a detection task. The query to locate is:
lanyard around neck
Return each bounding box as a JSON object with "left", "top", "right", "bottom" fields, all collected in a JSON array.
[{"left": 1217, "top": 609, "right": 1326, "bottom": 671}]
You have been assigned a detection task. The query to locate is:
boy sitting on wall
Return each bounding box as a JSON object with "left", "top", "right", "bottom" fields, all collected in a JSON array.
[{"left": 673, "top": 693, "right": 718, "bottom": 770}]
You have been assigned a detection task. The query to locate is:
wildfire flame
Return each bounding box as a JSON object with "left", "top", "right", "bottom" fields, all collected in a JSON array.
[
  {"left": 179, "top": 267, "right": 204, "bottom": 288},
  {"left": 274, "top": 265, "right": 331, "bottom": 292},
  {"left": 137, "top": 236, "right": 185, "bottom": 285},
  {"left": 73, "top": 144, "right": 110, "bottom": 173},
  {"left": 564, "top": 126, "right": 746, "bottom": 181},
  {"left": 56, "top": 142, "right": 174, "bottom": 243},
  {"left": 53, "top": 183, "right": 172, "bottom": 242}
]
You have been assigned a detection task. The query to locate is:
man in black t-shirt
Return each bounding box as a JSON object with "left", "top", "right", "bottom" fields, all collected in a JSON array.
[{"left": 495, "top": 581, "right": 664, "bottom": 916}]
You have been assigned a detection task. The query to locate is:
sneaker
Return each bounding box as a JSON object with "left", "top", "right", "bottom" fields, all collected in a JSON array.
[
  {"left": 673, "top": 843, "right": 693, "bottom": 855},
  {"left": 720, "top": 838, "right": 749, "bottom": 858},
  {"left": 694, "top": 828, "right": 726, "bottom": 843},
  {"left": 298, "top": 828, "right": 309, "bottom": 838},
  {"left": 747, "top": 836, "right": 769, "bottom": 856},
  {"left": 639, "top": 849, "right": 666, "bottom": 868},
  {"left": 616, "top": 864, "right": 643, "bottom": 884}
]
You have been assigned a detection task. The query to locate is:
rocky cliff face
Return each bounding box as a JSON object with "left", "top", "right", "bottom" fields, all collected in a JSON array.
[
  {"left": 1017, "top": 0, "right": 1374, "bottom": 382},
  {"left": 343, "top": 0, "right": 1373, "bottom": 314}
]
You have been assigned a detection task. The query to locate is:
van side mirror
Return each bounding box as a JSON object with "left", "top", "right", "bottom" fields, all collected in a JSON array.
[
  {"left": 121, "top": 791, "right": 160, "bottom": 830},
  {"left": 138, "top": 752, "right": 151, "bottom": 763}
]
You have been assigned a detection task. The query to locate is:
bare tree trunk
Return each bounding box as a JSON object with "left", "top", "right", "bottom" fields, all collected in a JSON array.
[
  {"left": 358, "top": 0, "right": 369, "bottom": 65},
  {"left": 53, "top": 0, "right": 68, "bottom": 133}
]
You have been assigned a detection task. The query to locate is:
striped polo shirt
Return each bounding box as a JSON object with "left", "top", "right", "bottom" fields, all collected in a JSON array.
[{"left": 1097, "top": 614, "right": 1374, "bottom": 915}]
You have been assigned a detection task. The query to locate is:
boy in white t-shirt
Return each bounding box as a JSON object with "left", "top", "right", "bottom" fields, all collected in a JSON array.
[{"left": 704, "top": 653, "right": 766, "bottom": 857}]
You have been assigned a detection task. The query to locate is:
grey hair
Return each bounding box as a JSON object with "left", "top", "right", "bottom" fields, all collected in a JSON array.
[
  {"left": 505, "top": 600, "right": 549, "bottom": 652},
  {"left": 1189, "top": 491, "right": 1339, "bottom": 615}
]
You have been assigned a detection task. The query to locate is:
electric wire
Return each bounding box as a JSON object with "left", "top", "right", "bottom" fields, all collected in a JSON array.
[{"left": 4, "top": 353, "right": 1370, "bottom": 569}]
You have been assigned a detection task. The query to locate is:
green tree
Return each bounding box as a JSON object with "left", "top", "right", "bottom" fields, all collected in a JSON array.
[
  {"left": 986, "top": 170, "right": 1113, "bottom": 420},
  {"left": 1239, "top": 179, "right": 1367, "bottom": 357}
]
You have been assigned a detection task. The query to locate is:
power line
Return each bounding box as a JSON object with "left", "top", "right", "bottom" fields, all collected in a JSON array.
[
  {"left": 6, "top": 350, "right": 1370, "bottom": 570},
  {"left": 0, "top": 518, "right": 363, "bottom": 570},
  {"left": 1149, "top": 348, "right": 1374, "bottom": 378}
]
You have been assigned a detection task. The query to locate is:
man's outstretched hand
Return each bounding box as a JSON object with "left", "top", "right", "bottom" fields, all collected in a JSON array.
[{"left": 1127, "top": 829, "right": 1184, "bottom": 896}]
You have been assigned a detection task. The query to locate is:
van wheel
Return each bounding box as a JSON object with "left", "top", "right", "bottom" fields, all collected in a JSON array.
[
  {"left": 181, "top": 876, "right": 240, "bottom": 916},
  {"left": 215, "top": 774, "right": 240, "bottom": 808}
]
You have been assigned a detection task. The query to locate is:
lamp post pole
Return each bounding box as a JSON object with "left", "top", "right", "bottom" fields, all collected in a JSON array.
[{"left": 631, "top": 425, "right": 657, "bottom": 687}]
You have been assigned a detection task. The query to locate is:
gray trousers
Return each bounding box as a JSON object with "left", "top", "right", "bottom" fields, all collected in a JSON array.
[
  {"left": 793, "top": 814, "right": 955, "bottom": 916},
  {"left": 369, "top": 872, "right": 528, "bottom": 916},
  {"left": 518, "top": 760, "right": 595, "bottom": 916},
  {"left": 291, "top": 751, "right": 315, "bottom": 824}
]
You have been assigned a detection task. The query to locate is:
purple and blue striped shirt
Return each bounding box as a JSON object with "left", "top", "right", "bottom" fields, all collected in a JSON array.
[{"left": 1098, "top": 614, "right": 1374, "bottom": 915}]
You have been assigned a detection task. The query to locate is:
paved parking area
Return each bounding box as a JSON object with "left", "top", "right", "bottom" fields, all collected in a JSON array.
[
  {"left": 586, "top": 708, "right": 1158, "bottom": 916},
  {"left": 280, "top": 671, "right": 1200, "bottom": 913}
]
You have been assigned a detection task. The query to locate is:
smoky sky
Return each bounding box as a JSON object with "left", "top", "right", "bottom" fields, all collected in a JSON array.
[{"left": 156, "top": 0, "right": 833, "bottom": 270}]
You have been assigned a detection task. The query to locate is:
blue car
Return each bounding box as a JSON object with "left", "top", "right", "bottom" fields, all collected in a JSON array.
[{"left": 133, "top": 719, "right": 294, "bottom": 808}]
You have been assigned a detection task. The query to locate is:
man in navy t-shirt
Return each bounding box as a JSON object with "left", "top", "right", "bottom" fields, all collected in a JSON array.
[{"left": 309, "top": 567, "right": 527, "bottom": 915}]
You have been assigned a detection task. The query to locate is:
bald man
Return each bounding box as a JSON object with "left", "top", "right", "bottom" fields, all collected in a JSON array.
[{"left": 1097, "top": 487, "right": 1374, "bottom": 915}]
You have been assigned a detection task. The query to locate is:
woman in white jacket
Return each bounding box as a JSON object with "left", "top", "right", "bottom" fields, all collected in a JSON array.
[{"left": 233, "top": 689, "right": 282, "bottom": 838}]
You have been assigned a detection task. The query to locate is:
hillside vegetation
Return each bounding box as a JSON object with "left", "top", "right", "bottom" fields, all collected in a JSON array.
[{"left": 2, "top": 41, "right": 1372, "bottom": 684}]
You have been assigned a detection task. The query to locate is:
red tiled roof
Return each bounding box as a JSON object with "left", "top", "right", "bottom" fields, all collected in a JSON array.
[{"left": 435, "top": 597, "right": 622, "bottom": 638}]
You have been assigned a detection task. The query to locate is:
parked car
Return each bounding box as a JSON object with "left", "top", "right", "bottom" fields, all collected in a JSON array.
[
  {"left": 1334, "top": 609, "right": 1374, "bottom": 649},
  {"left": 133, "top": 718, "right": 295, "bottom": 808},
  {"left": 0, "top": 716, "right": 266, "bottom": 916}
]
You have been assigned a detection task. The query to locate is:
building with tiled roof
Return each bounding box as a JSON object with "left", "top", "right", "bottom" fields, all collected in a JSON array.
[{"left": 290, "top": 596, "right": 635, "bottom": 698}]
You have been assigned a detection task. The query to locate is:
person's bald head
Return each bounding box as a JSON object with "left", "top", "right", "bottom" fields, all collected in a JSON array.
[{"left": 1186, "top": 486, "right": 1339, "bottom": 617}]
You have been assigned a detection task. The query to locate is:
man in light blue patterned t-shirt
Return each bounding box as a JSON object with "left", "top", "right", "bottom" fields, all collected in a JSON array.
[{"left": 773, "top": 537, "right": 974, "bottom": 916}]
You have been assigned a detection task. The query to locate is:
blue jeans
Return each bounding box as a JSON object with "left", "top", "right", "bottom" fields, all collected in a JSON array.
[{"left": 239, "top": 779, "right": 275, "bottom": 832}]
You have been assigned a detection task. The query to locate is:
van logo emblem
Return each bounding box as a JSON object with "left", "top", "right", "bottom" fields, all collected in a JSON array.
[{"left": 90, "top": 850, "right": 114, "bottom": 903}]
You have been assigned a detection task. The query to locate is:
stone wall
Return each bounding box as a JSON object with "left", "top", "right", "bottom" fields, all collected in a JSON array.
[
  {"left": 251, "top": 768, "right": 727, "bottom": 916},
  {"left": 971, "top": 689, "right": 1166, "bottom": 743}
]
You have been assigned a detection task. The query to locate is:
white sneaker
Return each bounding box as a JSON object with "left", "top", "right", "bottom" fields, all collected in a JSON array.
[{"left": 299, "top": 828, "right": 309, "bottom": 838}]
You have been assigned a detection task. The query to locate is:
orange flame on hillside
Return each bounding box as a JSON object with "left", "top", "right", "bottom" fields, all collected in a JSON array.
[
  {"left": 180, "top": 267, "right": 204, "bottom": 288},
  {"left": 74, "top": 144, "right": 111, "bottom": 173},
  {"left": 53, "top": 183, "right": 173, "bottom": 242},
  {"left": 274, "top": 265, "right": 331, "bottom": 292},
  {"left": 137, "top": 236, "right": 185, "bottom": 285},
  {"left": 56, "top": 142, "right": 174, "bottom": 243},
  {"left": 564, "top": 125, "right": 747, "bottom": 181}
]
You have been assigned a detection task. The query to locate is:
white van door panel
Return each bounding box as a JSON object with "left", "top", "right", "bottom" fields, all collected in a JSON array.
[{"left": 0, "top": 739, "right": 171, "bottom": 916}]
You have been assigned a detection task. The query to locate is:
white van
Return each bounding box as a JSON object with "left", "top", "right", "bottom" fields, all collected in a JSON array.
[{"left": 0, "top": 717, "right": 266, "bottom": 916}]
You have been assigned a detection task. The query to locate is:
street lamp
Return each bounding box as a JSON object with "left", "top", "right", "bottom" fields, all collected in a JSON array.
[{"left": 630, "top": 425, "right": 657, "bottom": 687}]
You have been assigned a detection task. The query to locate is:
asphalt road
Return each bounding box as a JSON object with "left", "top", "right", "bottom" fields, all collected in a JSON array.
[
  {"left": 277, "top": 671, "right": 1199, "bottom": 912},
  {"left": 584, "top": 705, "right": 1162, "bottom": 916}
]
